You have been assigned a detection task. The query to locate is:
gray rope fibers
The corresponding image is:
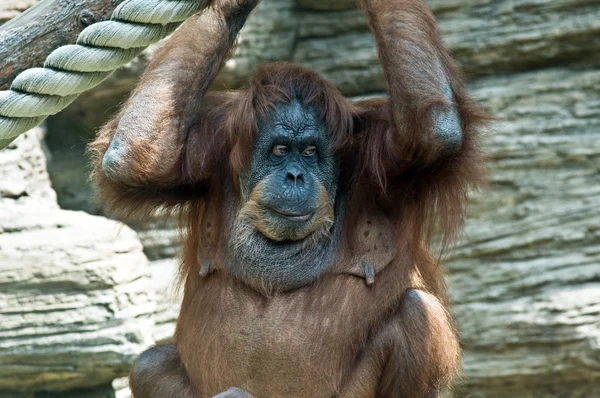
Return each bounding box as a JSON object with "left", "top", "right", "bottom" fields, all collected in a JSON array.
[{"left": 0, "top": 0, "right": 208, "bottom": 149}]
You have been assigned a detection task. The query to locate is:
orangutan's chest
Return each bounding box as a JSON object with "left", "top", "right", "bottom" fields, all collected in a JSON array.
[{"left": 176, "top": 273, "right": 392, "bottom": 396}]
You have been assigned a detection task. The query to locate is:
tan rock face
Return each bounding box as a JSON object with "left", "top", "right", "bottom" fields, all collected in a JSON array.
[
  {"left": 449, "top": 68, "right": 600, "bottom": 397},
  {"left": 0, "top": 203, "right": 155, "bottom": 392},
  {"left": 0, "top": 0, "right": 39, "bottom": 23},
  {"left": 0, "top": 128, "right": 56, "bottom": 206}
]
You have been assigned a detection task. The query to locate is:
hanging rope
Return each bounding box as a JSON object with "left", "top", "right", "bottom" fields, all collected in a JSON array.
[{"left": 0, "top": 0, "right": 208, "bottom": 150}]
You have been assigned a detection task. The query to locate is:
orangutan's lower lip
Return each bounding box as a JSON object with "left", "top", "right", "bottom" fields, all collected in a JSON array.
[
  {"left": 273, "top": 210, "right": 313, "bottom": 222},
  {"left": 284, "top": 213, "right": 312, "bottom": 222}
]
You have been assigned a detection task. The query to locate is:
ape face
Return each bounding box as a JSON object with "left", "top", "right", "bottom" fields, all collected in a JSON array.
[
  {"left": 239, "top": 100, "right": 339, "bottom": 242},
  {"left": 226, "top": 100, "right": 341, "bottom": 291}
]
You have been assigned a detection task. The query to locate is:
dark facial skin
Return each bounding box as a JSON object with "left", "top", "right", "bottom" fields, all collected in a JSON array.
[
  {"left": 226, "top": 100, "right": 341, "bottom": 292},
  {"left": 242, "top": 99, "right": 338, "bottom": 241}
]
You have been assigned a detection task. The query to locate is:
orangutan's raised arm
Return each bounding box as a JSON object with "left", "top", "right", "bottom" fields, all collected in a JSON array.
[
  {"left": 88, "top": 1, "right": 260, "bottom": 218},
  {"left": 360, "top": 0, "right": 470, "bottom": 165},
  {"left": 90, "top": 2, "right": 258, "bottom": 192}
]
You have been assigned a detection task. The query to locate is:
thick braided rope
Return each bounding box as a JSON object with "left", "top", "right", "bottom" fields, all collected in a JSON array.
[{"left": 0, "top": 0, "right": 208, "bottom": 149}]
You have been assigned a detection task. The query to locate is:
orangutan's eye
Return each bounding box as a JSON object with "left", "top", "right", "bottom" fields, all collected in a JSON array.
[
  {"left": 302, "top": 145, "right": 317, "bottom": 157},
  {"left": 272, "top": 145, "right": 289, "bottom": 157}
]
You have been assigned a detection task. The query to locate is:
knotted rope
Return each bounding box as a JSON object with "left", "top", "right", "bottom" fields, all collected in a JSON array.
[{"left": 0, "top": 0, "right": 208, "bottom": 149}]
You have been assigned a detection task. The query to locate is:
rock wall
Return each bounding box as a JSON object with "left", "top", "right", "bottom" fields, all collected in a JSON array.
[
  {"left": 449, "top": 68, "right": 600, "bottom": 397},
  {"left": 0, "top": 1, "right": 39, "bottom": 23},
  {"left": 1, "top": 0, "right": 599, "bottom": 396},
  {"left": 0, "top": 131, "right": 55, "bottom": 208},
  {"left": 0, "top": 203, "right": 154, "bottom": 393}
]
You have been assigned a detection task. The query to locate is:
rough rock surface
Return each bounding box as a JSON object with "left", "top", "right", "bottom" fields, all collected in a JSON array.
[
  {"left": 0, "top": 203, "right": 155, "bottom": 393},
  {"left": 0, "top": 1, "right": 39, "bottom": 23},
  {"left": 0, "top": 128, "right": 56, "bottom": 206},
  {"left": 448, "top": 68, "right": 600, "bottom": 397}
]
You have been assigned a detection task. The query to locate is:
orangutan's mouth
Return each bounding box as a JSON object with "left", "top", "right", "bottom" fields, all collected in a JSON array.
[{"left": 272, "top": 209, "right": 314, "bottom": 222}]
